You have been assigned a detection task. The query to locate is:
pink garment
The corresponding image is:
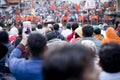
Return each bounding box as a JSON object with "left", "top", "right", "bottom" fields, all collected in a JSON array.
[
  {"left": 70, "top": 38, "right": 80, "bottom": 43},
  {"left": 66, "top": 32, "right": 75, "bottom": 42},
  {"left": 9, "top": 35, "right": 17, "bottom": 43}
]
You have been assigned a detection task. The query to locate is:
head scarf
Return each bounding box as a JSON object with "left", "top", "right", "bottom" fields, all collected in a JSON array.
[
  {"left": 75, "top": 27, "right": 83, "bottom": 38},
  {"left": 102, "top": 27, "right": 120, "bottom": 44}
]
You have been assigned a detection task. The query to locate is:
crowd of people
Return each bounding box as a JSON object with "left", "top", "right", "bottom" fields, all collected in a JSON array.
[
  {"left": 0, "top": 21, "right": 120, "bottom": 80},
  {"left": 0, "top": 0, "right": 116, "bottom": 28},
  {"left": 0, "top": 0, "right": 120, "bottom": 80}
]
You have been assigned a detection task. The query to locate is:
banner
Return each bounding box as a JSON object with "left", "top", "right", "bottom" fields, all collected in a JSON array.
[{"left": 84, "top": 0, "right": 96, "bottom": 10}]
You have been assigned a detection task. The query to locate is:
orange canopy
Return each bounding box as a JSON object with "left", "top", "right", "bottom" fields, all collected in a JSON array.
[
  {"left": 16, "top": 16, "right": 21, "bottom": 20},
  {"left": 15, "top": 9, "right": 20, "bottom": 15},
  {"left": 89, "top": 15, "right": 98, "bottom": 20},
  {"left": 62, "top": 6, "right": 67, "bottom": 10},
  {"left": 62, "top": 16, "right": 69, "bottom": 21},
  {"left": 50, "top": 6, "right": 56, "bottom": 10},
  {"left": 78, "top": 16, "right": 85, "bottom": 21},
  {"left": 102, "top": 3, "right": 108, "bottom": 8},
  {"left": 26, "top": 16, "right": 34, "bottom": 22},
  {"left": 74, "top": 5, "right": 80, "bottom": 10}
]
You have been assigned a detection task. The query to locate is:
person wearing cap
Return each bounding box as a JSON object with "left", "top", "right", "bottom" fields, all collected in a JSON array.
[
  {"left": 70, "top": 27, "right": 82, "bottom": 43},
  {"left": 66, "top": 23, "right": 79, "bottom": 42},
  {"left": 76, "top": 25, "right": 102, "bottom": 53}
]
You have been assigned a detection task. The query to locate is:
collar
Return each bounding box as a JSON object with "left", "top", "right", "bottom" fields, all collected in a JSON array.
[{"left": 100, "top": 71, "right": 120, "bottom": 80}]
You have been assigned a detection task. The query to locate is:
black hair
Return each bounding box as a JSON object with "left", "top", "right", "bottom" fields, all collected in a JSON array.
[
  {"left": 37, "top": 24, "right": 43, "bottom": 29},
  {"left": 45, "top": 31, "right": 57, "bottom": 41},
  {"left": 54, "top": 24, "right": 59, "bottom": 31},
  {"left": 99, "top": 43, "right": 120, "bottom": 73},
  {"left": 94, "top": 28, "right": 101, "bottom": 35},
  {"left": 117, "top": 31, "right": 120, "bottom": 37},
  {"left": 27, "top": 33, "right": 47, "bottom": 57},
  {"left": 43, "top": 44, "right": 95, "bottom": 80},
  {"left": 0, "top": 31, "right": 9, "bottom": 43},
  {"left": 75, "top": 33, "right": 80, "bottom": 38},
  {"left": 82, "top": 25, "right": 94, "bottom": 37},
  {"left": 32, "top": 27, "right": 36, "bottom": 31},
  {"left": 71, "top": 23, "right": 79, "bottom": 31},
  {"left": 66, "top": 23, "right": 71, "bottom": 29}
]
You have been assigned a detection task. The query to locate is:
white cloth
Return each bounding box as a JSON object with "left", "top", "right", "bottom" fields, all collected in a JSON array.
[
  {"left": 37, "top": 28, "right": 45, "bottom": 34},
  {"left": 61, "top": 29, "right": 72, "bottom": 38},
  {"left": 99, "top": 72, "right": 120, "bottom": 80},
  {"left": 101, "top": 30, "right": 106, "bottom": 38},
  {"left": 10, "top": 27, "right": 18, "bottom": 36}
]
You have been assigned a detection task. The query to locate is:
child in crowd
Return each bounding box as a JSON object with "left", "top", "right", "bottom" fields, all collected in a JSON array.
[{"left": 94, "top": 28, "right": 104, "bottom": 41}]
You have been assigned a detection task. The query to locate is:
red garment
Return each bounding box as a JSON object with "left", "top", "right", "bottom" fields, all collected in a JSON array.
[
  {"left": 66, "top": 32, "right": 75, "bottom": 42},
  {"left": 9, "top": 35, "right": 17, "bottom": 42}
]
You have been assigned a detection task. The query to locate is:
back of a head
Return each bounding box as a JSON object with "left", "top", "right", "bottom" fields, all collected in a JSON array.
[
  {"left": 99, "top": 43, "right": 120, "bottom": 73},
  {"left": 27, "top": 33, "right": 47, "bottom": 57},
  {"left": 54, "top": 24, "right": 59, "bottom": 31},
  {"left": 66, "top": 23, "right": 71, "bottom": 29},
  {"left": 82, "top": 25, "right": 94, "bottom": 37},
  {"left": 94, "top": 28, "right": 101, "bottom": 35},
  {"left": 45, "top": 31, "right": 57, "bottom": 41},
  {"left": 43, "top": 44, "right": 95, "bottom": 80},
  {"left": 71, "top": 23, "right": 79, "bottom": 31},
  {"left": 32, "top": 27, "right": 36, "bottom": 31},
  {"left": 81, "top": 40, "right": 96, "bottom": 53},
  {"left": 38, "top": 24, "right": 43, "bottom": 29},
  {"left": 0, "top": 31, "right": 9, "bottom": 43}
]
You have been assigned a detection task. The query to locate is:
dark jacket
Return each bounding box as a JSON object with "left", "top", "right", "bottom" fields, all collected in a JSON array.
[{"left": 54, "top": 31, "right": 65, "bottom": 40}]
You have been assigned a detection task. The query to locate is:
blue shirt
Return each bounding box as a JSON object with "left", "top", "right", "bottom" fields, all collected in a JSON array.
[{"left": 8, "top": 46, "right": 44, "bottom": 80}]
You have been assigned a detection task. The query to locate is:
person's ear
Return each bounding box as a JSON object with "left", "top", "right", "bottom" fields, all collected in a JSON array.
[
  {"left": 44, "top": 45, "right": 48, "bottom": 53},
  {"left": 82, "top": 34, "right": 84, "bottom": 37}
]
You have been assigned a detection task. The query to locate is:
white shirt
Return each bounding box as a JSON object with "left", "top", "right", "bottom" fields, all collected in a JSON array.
[
  {"left": 99, "top": 71, "right": 120, "bottom": 80},
  {"left": 61, "top": 29, "right": 72, "bottom": 38},
  {"left": 37, "top": 28, "right": 45, "bottom": 34},
  {"left": 101, "top": 30, "right": 106, "bottom": 38},
  {"left": 10, "top": 27, "right": 18, "bottom": 36}
]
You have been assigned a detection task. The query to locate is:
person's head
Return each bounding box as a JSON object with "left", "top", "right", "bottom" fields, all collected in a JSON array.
[
  {"left": 18, "top": 27, "right": 23, "bottom": 36},
  {"left": 27, "top": 33, "right": 47, "bottom": 58},
  {"left": 37, "top": 24, "right": 43, "bottom": 29},
  {"left": 0, "top": 31, "right": 9, "bottom": 43},
  {"left": 47, "top": 24, "right": 54, "bottom": 31},
  {"left": 99, "top": 43, "right": 120, "bottom": 73},
  {"left": 43, "top": 44, "right": 95, "bottom": 80},
  {"left": 94, "top": 28, "right": 101, "bottom": 35},
  {"left": 81, "top": 40, "right": 96, "bottom": 53},
  {"left": 45, "top": 31, "right": 57, "bottom": 41},
  {"left": 82, "top": 25, "right": 94, "bottom": 37},
  {"left": 32, "top": 27, "right": 36, "bottom": 31},
  {"left": 54, "top": 24, "right": 59, "bottom": 31},
  {"left": 71, "top": 23, "right": 79, "bottom": 31},
  {"left": 66, "top": 23, "right": 71, "bottom": 29}
]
